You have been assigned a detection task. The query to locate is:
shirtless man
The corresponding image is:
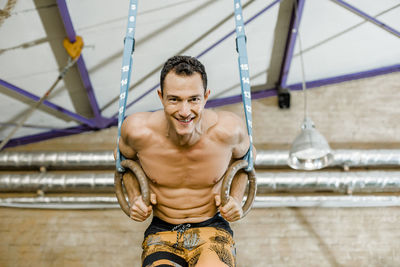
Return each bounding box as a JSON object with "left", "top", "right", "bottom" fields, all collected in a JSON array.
[{"left": 118, "top": 55, "right": 254, "bottom": 267}]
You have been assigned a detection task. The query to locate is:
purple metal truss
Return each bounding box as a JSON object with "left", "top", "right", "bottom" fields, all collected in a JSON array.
[
  {"left": 4, "top": 124, "right": 93, "bottom": 148},
  {"left": 287, "top": 64, "right": 400, "bottom": 90},
  {"left": 206, "top": 64, "right": 400, "bottom": 108},
  {"left": 332, "top": 0, "right": 400, "bottom": 38},
  {"left": 56, "top": 0, "right": 108, "bottom": 127},
  {"left": 0, "top": 122, "right": 64, "bottom": 130},
  {"left": 196, "top": 0, "right": 282, "bottom": 59},
  {"left": 279, "top": 0, "right": 305, "bottom": 88},
  {"left": 0, "top": 0, "right": 116, "bottom": 149},
  {"left": 0, "top": 79, "right": 97, "bottom": 127}
]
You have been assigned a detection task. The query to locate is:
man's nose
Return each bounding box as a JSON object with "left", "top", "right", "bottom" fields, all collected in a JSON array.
[{"left": 178, "top": 101, "right": 191, "bottom": 117}]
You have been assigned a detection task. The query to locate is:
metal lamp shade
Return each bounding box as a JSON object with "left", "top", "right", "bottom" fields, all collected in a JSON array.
[{"left": 288, "top": 117, "right": 333, "bottom": 170}]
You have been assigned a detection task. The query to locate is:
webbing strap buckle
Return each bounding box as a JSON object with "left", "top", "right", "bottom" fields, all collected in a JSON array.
[
  {"left": 235, "top": 35, "right": 247, "bottom": 53},
  {"left": 123, "top": 37, "right": 136, "bottom": 54}
]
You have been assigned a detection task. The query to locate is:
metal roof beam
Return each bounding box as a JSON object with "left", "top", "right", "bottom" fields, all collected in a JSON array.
[
  {"left": 330, "top": 0, "right": 400, "bottom": 39},
  {"left": 56, "top": 0, "right": 106, "bottom": 127},
  {"left": 277, "top": 0, "right": 305, "bottom": 89},
  {"left": 0, "top": 79, "right": 97, "bottom": 128},
  {"left": 2, "top": 124, "right": 92, "bottom": 149},
  {"left": 206, "top": 64, "right": 400, "bottom": 108},
  {"left": 264, "top": 0, "right": 298, "bottom": 90},
  {"left": 31, "top": 1, "right": 95, "bottom": 121}
]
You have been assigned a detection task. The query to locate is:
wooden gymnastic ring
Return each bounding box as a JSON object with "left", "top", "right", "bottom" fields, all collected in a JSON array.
[
  {"left": 114, "top": 159, "right": 150, "bottom": 217},
  {"left": 221, "top": 160, "right": 257, "bottom": 218}
]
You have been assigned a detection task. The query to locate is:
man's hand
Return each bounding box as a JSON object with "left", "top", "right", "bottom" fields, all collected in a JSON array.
[
  {"left": 129, "top": 193, "right": 157, "bottom": 222},
  {"left": 215, "top": 195, "right": 243, "bottom": 222}
]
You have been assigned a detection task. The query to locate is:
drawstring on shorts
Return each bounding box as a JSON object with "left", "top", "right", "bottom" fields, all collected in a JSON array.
[{"left": 171, "top": 223, "right": 191, "bottom": 248}]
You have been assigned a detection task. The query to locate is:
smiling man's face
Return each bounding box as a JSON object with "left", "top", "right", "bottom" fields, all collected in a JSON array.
[{"left": 159, "top": 71, "right": 209, "bottom": 138}]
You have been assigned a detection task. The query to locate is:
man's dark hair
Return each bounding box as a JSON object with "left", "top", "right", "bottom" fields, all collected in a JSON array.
[{"left": 160, "top": 55, "right": 207, "bottom": 96}]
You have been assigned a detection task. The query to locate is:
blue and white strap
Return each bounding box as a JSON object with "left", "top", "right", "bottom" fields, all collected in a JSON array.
[
  {"left": 234, "top": 0, "right": 254, "bottom": 172},
  {"left": 116, "top": 0, "right": 254, "bottom": 172},
  {"left": 116, "top": 0, "right": 138, "bottom": 172}
]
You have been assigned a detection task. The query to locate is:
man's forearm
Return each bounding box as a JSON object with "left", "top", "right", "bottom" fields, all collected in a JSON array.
[
  {"left": 230, "top": 144, "right": 256, "bottom": 202},
  {"left": 122, "top": 170, "right": 142, "bottom": 204},
  {"left": 229, "top": 170, "right": 248, "bottom": 202}
]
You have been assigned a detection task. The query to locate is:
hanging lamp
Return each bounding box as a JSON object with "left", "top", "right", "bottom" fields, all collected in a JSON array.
[
  {"left": 288, "top": 117, "right": 333, "bottom": 170},
  {"left": 287, "top": 0, "right": 333, "bottom": 170}
]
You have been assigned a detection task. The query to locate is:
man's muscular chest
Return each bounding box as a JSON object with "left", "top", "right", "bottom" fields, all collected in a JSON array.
[{"left": 137, "top": 137, "right": 232, "bottom": 188}]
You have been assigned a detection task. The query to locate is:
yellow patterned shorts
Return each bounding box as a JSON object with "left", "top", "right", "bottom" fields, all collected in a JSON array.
[{"left": 142, "top": 214, "right": 236, "bottom": 267}]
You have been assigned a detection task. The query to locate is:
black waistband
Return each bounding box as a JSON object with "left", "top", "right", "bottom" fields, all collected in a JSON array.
[{"left": 144, "top": 213, "right": 233, "bottom": 238}]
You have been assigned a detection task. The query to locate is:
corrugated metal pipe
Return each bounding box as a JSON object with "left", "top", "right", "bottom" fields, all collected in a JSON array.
[
  {"left": 0, "top": 196, "right": 119, "bottom": 209},
  {"left": 1, "top": 149, "right": 400, "bottom": 209},
  {"left": 256, "top": 171, "right": 400, "bottom": 194},
  {"left": 0, "top": 151, "right": 114, "bottom": 169},
  {"left": 1, "top": 196, "right": 400, "bottom": 209},
  {"left": 255, "top": 149, "right": 400, "bottom": 168},
  {"left": 0, "top": 173, "right": 113, "bottom": 192},
  {"left": 1, "top": 149, "right": 400, "bottom": 169},
  {"left": 2, "top": 171, "right": 400, "bottom": 194}
]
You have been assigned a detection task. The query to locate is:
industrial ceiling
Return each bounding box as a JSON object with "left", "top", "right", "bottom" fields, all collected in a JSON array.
[{"left": 0, "top": 0, "right": 399, "bottom": 149}]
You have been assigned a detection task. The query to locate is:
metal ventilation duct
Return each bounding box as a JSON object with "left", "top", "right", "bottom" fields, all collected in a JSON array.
[
  {"left": 0, "top": 151, "right": 114, "bottom": 169},
  {"left": 2, "top": 171, "right": 400, "bottom": 194},
  {"left": 1, "top": 195, "right": 400, "bottom": 209},
  {"left": 252, "top": 196, "right": 400, "bottom": 208},
  {"left": 1, "top": 149, "right": 400, "bottom": 169},
  {"left": 256, "top": 171, "right": 400, "bottom": 194},
  {"left": 255, "top": 149, "right": 400, "bottom": 168},
  {"left": 0, "top": 196, "right": 119, "bottom": 209},
  {"left": 0, "top": 173, "right": 113, "bottom": 192},
  {"left": 1, "top": 150, "right": 400, "bottom": 209}
]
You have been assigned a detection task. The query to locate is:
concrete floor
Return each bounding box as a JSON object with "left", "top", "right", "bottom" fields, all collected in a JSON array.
[{"left": 1, "top": 206, "right": 400, "bottom": 266}]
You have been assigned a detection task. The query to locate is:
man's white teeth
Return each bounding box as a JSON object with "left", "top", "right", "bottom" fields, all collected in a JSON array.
[{"left": 178, "top": 118, "right": 192, "bottom": 122}]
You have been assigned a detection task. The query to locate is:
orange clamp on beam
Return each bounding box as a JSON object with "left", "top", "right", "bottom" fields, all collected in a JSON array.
[{"left": 63, "top": 36, "right": 84, "bottom": 59}]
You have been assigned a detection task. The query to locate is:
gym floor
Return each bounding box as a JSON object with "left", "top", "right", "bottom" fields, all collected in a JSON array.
[{"left": 1, "top": 207, "right": 400, "bottom": 266}]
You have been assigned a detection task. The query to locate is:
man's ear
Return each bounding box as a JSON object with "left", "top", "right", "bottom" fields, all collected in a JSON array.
[
  {"left": 204, "top": 89, "right": 211, "bottom": 103},
  {"left": 157, "top": 89, "right": 163, "bottom": 101}
]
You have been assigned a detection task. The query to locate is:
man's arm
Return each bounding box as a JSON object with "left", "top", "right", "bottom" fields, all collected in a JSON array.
[
  {"left": 116, "top": 114, "right": 156, "bottom": 222},
  {"left": 230, "top": 113, "right": 256, "bottom": 205},
  {"left": 117, "top": 119, "right": 140, "bottom": 199},
  {"left": 216, "top": 112, "right": 257, "bottom": 221},
  {"left": 218, "top": 145, "right": 257, "bottom": 221}
]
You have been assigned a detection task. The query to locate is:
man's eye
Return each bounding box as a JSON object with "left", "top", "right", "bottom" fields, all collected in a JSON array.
[
  {"left": 190, "top": 98, "right": 200, "bottom": 102},
  {"left": 169, "top": 98, "right": 177, "bottom": 102}
]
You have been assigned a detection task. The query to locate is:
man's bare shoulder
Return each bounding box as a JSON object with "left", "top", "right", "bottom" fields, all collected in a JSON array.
[
  {"left": 216, "top": 110, "right": 243, "bottom": 123},
  {"left": 123, "top": 112, "right": 150, "bottom": 131},
  {"left": 216, "top": 110, "right": 245, "bottom": 130},
  {"left": 215, "top": 111, "right": 250, "bottom": 158},
  {"left": 124, "top": 111, "right": 164, "bottom": 127},
  {"left": 208, "top": 110, "right": 247, "bottom": 144},
  {"left": 122, "top": 111, "right": 165, "bottom": 140}
]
